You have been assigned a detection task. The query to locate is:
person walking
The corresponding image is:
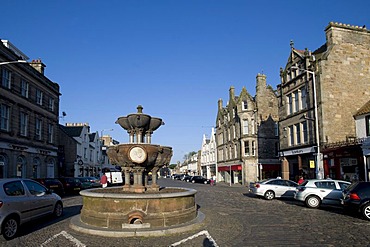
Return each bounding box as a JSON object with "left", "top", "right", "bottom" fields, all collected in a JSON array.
[
  {"left": 210, "top": 174, "right": 216, "bottom": 186},
  {"left": 297, "top": 176, "right": 304, "bottom": 185},
  {"left": 100, "top": 173, "right": 108, "bottom": 188}
]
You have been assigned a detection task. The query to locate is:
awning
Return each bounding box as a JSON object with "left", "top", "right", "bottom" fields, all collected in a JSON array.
[{"left": 218, "top": 165, "right": 242, "bottom": 171}]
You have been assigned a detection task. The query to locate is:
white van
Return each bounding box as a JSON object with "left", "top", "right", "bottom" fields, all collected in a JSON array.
[{"left": 102, "top": 166, "right": 123, "bottom": 185}]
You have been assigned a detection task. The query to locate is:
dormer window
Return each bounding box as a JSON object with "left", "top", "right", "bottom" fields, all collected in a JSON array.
[{"left": 242, "top": 101, "right": 248, "bottom": 110}]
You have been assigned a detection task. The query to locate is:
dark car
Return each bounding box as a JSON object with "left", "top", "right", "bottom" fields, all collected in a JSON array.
[
  {"left": 57, "top": 177, "right": 81, "bottom": 195},
  {"left": 77, "top": 177, "right": 100, "bottom": 190},
  {"left": 342, "top": 181, "right": 370, "bottom": 221},
  {"left": 33, "top": 178, "right": 65, "bottom": 197},
  {"left": 190, "top": 176, "right": 210, "bottom": 184}
]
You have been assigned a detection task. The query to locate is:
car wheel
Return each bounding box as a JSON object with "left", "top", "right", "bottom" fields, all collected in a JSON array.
[
  {"left": 54, "top": 202, "right": 63, "bottom": 217},
  {"left": 362, "top": 203, "right": 370, "bottom": 220},
  {"left": 264, "top": 190, "right": 275, "bottom": 200},
  {"left": 305, "top": 195, "right": 321, "bottom": 208},
  {"left": 2, "top": 216, "right": 19, "bottom": 240}
]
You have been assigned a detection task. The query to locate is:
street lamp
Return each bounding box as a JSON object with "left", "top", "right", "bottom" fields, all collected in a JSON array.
[
  {"left": 100, "top": 128, "right": 113, "bottom": 165},
  {"left": 291, "top": 65, "right": 323, "bottom": 179},
  {"left": 0, "top": 60, "right": 27, "bottom": 66},
  {"left": 101, "top": 128, "right": 113, "bottom": 140}
]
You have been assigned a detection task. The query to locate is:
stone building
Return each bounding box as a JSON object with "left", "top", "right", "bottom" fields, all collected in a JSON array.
[
  {"left": 0, "top": 40, "right": 61, "bottom": 178},
  {"left": 58, "top": 123, "right": 102, "bottom": 177},
  {"left": 216, "top": 74, "right": 279, "bottom": 185},
  {"left": 200, "top": 127, "right": 217, "bottom": 179},
  {"left": 278, "top": 22, "right": 370, "bottom": 181}
]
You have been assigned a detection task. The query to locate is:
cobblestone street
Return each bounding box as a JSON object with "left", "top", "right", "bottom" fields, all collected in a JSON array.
[
  {"left": 1, "top": 178, "right": 369, "bottom": 247},
  {"left": 158, "top": 178, "right": 370, "bottom": 247}
]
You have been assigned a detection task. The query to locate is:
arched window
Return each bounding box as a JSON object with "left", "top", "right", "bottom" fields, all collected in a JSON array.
[
  {"left": 0, "top": 154, "right": 7, "bottom": 178},
  {"left": 17, "top": 156, "right": 26, "bottom": 178},
  {"left": 32, "top": 157, "right": 41, "bottom": 178},
  {"left": 46, "top": 158, "right": 55, "bottom": 178}
]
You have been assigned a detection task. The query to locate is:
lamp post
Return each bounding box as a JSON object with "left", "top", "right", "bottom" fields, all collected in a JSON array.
[
  {"left": 100, "top": 128, "right": 113, "bottom": 165},
  {"left": 0, "top": 60, "right": 27, "bottom": 66},
  {"left": 291, "top": 66, "right": 323, "bottom": 179},
  {"left": 100, "top": 128, "right": 113, "bottom": 140}
]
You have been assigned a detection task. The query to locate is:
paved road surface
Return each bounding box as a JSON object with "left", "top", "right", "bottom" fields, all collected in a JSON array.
[{"left": 1, "top": 178, "right": 369, "bottom": 246}]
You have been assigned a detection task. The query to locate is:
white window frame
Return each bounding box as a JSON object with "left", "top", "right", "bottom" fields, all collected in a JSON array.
[
  {"left": 20, "top": 112, "right": 28, "bottom": 136},
  {"left": 243, "top": 120, "right": 249, "bottom": 135},
  {"left": 1, "top": 68, "right": 12, "bottom": 89},
  {"left": 242, "top": 101, "right": 248, "bottom": 110},
  {"left": 48, "top": 98, "right": 54, "bottom": 111},
  {"left": 251, "top": 141, "right": 256, "bottom": 156},
  {"left": 0, "top": 104, "right": 10, "bottom": 131},
  {"left": 36, "top": 89, "right": 43, "bottom": 106},
  {"left": 21, "top": 80, "right": 29, "bottom": 98},
  {"left": 35, "top": 118, "right": 42, "bottom": 140},
  {"left": 244, "top": 141, "right": 250, "bottom": 156},
  {"left": 47, "top": 123, "right": 53, "bottom": 143}
]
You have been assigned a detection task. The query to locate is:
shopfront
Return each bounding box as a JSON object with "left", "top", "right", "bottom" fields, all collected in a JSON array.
[
  {"left": 279, "top": 146, "right": 316, "bottom": 181},
  {"left": 218, "top": 164, "right": 242, "bottom": 184},
  {"left": 323, "top": 143, "right": 364, "bottom": 181}
]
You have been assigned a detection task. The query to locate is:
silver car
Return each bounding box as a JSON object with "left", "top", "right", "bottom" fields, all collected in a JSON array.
[
  {"left": 294, "top": 179, "right": 351, "bottom": 208},
  {"left": 0, "top": 178, "right": 63, "bottom": 240},
  {"left": 249, "top": 178, "right": 298, "bottom": 200}
]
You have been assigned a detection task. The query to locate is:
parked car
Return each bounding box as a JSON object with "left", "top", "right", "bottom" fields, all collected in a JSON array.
[
  {"left": 77, "top": 177, "right": 92, "bottom": 190},
  {"left": 341, "top": 181, "right": 370, "bottom": 220},
  {"left": 84, "top": 176, "right": 101, "bottom": 188},
  {"left": 77, "top": 177, "right": 101, "bottom": 190},
  {"left": 181, "top": 174, "right": 192, "bottom": 182},
  {"left": 249, "top": 178, "right": 298, "bottom": 200},
  {"left": 190, "top": 176, "right": 210, "bottom": 184},
  {"left": 57, "top": 177, "right": 82, "bottom": 195},
  {"left": 294, "top": 179, "right": 351, "bottom": 208},
  {"left": 185, "top": 175, "right": 193, "bottom": 182},
  {"left": 33, "top": 178, "right": 65, "bottom": 197},
  {"left": 0, "top": 178, "right": 63, "bottom": 240}
]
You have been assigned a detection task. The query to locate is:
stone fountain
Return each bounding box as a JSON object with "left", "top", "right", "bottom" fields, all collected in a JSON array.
[
  {"left": 108, "top": 104, "right": 172, "bottom": 193},
  {"left": 71, "top": 106, "right": 203, "bottom": 237}
]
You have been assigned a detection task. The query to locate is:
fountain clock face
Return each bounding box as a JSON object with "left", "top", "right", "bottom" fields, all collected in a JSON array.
[{"left": 129, "top": 146, "right": 147, "bottom": 163}]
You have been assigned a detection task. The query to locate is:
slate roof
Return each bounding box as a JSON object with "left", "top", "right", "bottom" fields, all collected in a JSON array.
[
  {"left": 89, "top": 133, "right": 96, "bottom": 142},
  {"left": 354, "top": 99, "right": 370, "bottom": 117},
  {"left": 60, "top": 125, "right": 83, "bottom": 137}
]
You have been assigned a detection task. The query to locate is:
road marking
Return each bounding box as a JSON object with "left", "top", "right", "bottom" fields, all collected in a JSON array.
[
  {"left": 169, "top": 230, "right": 219, "bottom": 247},
  {"left": 40, "top": 231, "right": 86, "bottom": 247}
]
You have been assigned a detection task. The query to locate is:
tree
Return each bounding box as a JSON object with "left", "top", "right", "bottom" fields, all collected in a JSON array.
[{"left": 169, "top": 164, "right": 177, "bottom": 169}]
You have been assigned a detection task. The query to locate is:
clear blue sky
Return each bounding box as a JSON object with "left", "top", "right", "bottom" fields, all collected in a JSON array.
[{"left": 2, "top": 0, "right": 370, "bottom": 163}]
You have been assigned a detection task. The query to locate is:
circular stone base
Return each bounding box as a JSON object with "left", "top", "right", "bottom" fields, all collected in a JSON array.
[
  {"left": 69, "top": 211, "right": 205, "bottom": 237},
  {"left": 79, "top": 187, "right": 198, "bottom": 229}
]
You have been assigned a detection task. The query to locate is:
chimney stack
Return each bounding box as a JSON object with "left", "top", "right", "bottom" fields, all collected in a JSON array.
[{"left": 30, "top": 59, "right": 46, "bottom": 75}]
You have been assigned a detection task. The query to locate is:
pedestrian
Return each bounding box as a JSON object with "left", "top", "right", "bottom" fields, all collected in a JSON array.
[
  {"left": 210, "top": 174, "right": 216, "bottom": 186},
  {"left": 297, "top": 176, "right": 304, "bottom": 185},
  {"left": 100, "top": 172, "right": 108, "bottom": 188}
]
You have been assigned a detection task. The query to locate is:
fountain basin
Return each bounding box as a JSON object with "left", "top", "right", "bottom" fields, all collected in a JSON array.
[{"left": 80, "top": 187, "right": 197, "bottom": 229}]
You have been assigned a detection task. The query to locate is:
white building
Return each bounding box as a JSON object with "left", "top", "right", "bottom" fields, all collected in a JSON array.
[
  {"left": 59, "top": 123, "right": 103, "bottom": 177},
  {"left": 354, "top": 99, "right": 370, "bottom": 181},
  {"left": 200, "top": 128, "right": 217, "bottom": 180}
]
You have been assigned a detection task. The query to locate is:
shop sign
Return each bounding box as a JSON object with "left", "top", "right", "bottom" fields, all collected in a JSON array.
[{"left": 279, "top": 147, "right": 315, "bottom": 157}]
